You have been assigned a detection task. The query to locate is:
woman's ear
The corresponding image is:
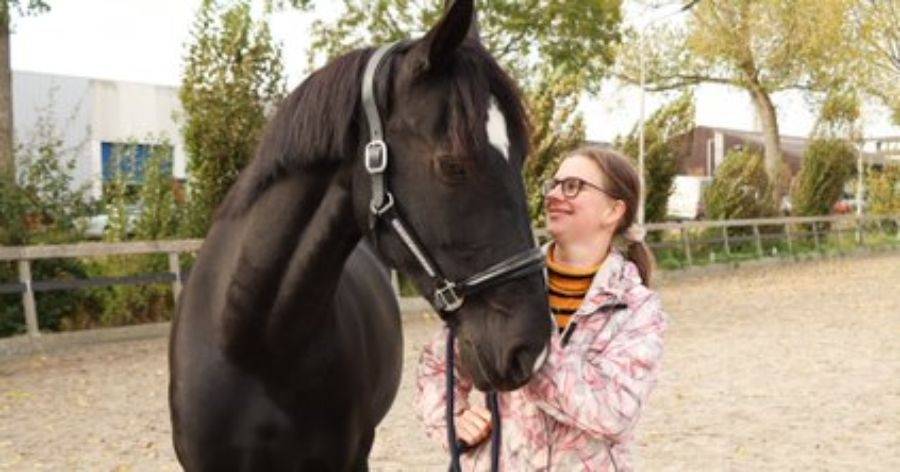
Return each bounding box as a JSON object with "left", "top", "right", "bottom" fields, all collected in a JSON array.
[{"left": 603, "top": 200, "right": 628, "bottom": 229}]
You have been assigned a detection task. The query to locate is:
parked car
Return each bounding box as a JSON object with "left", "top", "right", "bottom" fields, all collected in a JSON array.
[
  {"left": 832, "top": 193, "right": 868, "bottom": 215},
  {"left": 77, "top": 204, "right": 141, "bottom": 239}
]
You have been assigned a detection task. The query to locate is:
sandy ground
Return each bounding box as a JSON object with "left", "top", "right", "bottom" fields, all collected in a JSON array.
[{"left": 0, "top": 253, "right": 898, "bottom": 471}]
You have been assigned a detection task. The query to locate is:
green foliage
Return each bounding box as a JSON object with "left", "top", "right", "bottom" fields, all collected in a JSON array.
[
  {"left": 308, "top": 0, "right": 622, "bottom": 94},
  {"left": 2, "top": 0, "right": 51, "bottom": 24},
  {"left": 867, "top": 166, "right": 900, "bottom": 216},
  {"left": 0, "top": 101, "right": 97, "bottom": 337},
  {"left": 180, "top": 0, "right": 285, "bottom": 236},
  {"left": 85, "top": 138, "right": 180, "bottom": 328},
  {"left": 616, "top": 91, "right": 694, "bottom": 222},
  {"left": 0, "top": 100, "right": 91, "bottom": 245},
  {"left": 617, "top": 0, "right": 860, "bottom": 201},
  {"left": 525, "top": 68, "right": 586, "bottom": 223},
  {"left": 263, "top": 0, "right": 312, "bottom": 12},
  {"left": 704, "top": 150, "right": 776, "bottom": 220},
  {"left": 812, "top": 90, "right": 861, "bottom": 140},
  {"left": 0, "top": 110, "right": 182, "bottom": 336},
  {"left": 791, "top": 139, "right": 856, "bottom": 216},
  {"left": 134, "top": 141, "right": 181, "bottom": 240},
  {"left": 854, "top": 0, "right": 900, "bottom": 126}
]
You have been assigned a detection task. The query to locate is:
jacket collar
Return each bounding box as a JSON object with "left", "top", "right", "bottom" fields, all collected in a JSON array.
[{"left": 542, "top": 242, "right": 638, "bottom": 316}]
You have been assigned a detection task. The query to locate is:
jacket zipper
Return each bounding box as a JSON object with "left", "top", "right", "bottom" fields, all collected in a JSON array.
[{"left": 560, "top": 300, "right": 626, "bottom": 348}]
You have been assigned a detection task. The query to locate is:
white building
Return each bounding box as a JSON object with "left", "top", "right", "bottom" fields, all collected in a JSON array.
[{"left": 12, "top": 70, "right": 187, "bottom": 199}]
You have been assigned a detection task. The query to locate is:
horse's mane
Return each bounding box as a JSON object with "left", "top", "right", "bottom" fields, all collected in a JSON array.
[{"left": 217, "top": 40, "right": 529, "bottom": 218}]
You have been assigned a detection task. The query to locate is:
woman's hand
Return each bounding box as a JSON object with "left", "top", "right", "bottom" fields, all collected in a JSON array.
[{"left": 455, "top": 405, "right": 493, "bottom": 447}]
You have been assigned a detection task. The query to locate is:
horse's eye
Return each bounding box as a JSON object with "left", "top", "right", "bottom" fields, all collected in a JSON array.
[{"left": 435, "top": 156, "right": 468, "bottom": 182}]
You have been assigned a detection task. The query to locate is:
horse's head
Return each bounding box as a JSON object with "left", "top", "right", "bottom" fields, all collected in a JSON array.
[{"left": 353, "top": 0, "right": 551, "bottom": 391}]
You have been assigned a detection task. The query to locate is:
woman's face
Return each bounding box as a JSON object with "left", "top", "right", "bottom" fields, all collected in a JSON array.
[{"left": 544, "top": 155, "right": 624, "bottom": 242}]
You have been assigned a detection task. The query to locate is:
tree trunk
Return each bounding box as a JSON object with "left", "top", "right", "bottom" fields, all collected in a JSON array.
[
  {"left": 749, "top": 86, "right": 786, "bottom": 206},
  {"left": 0, "top": 6, "right": 13, "bottom": 179}
]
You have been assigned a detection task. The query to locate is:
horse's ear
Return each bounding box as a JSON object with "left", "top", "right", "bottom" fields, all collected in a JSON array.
[{"left": 407, "top": 0, "right": 477, "bottom": 74}]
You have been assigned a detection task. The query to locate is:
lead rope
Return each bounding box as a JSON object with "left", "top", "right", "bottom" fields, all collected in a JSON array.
[{"left": 446, "top": 327, "right": 501, "bottom": 472}]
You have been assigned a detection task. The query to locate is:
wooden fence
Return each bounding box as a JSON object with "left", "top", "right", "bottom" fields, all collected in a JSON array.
[{"left": 2, "top": 214, "right": 898, "bottom": 338}]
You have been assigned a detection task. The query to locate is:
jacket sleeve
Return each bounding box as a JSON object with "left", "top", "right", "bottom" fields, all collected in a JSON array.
[
  {"left": 415, "top": 326, "right": 475, "bottom": 451},
  {"left": 523, "top": 292, "right": 668, "bottom": 442}
]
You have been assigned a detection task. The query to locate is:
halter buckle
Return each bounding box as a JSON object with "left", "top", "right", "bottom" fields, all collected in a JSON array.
[
  {"left": 365, "top": 140, "right": 388, "bottom": 174},
  {"left": 434, "top": 281, "right": 464, "bottom": 313},
  {"left": 370, "top": 191, "right": 395, "bottom": 216}
]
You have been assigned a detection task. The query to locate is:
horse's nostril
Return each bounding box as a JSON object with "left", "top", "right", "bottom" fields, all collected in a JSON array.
[{"left": 505, "top": 345, "right": 539, "bottom": 385}]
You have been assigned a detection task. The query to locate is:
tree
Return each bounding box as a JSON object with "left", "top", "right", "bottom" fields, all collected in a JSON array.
[
  {"left": 618, "top": 0, "right": 858, "bottom": 203},
  {"left": 854, "top": 0, "right": 900, "bottom": 124},
  {"left": 616, "top": 91, "right": 694, "bottom": 222},
  {"left": 180, "top": 0, "right": 285, "bottom": 236},
  {"left": 309, "top": 0, "right": 621, "bottom": 94},
  {"left": 1, "top": 1, "right": 51, "bottom": 178},
  {"left": 308, "top": 0, "right": 622, "bottom": 219}
]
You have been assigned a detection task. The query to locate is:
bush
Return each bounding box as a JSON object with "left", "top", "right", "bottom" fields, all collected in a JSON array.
[
  {"left": 85, "top": 139, "right": 180, "bottom": 328},
  {"left": 791, "top": 139, "right": 856, "bottom": 216},
  {"left": 0, "top": 108, "right": 96, "bottom": 336},
  {"left": 867, "top": 166, "right": 900, "bottom": 215},
  {"left": 704, "top": 150, "right": 777, "bottom": 220}
]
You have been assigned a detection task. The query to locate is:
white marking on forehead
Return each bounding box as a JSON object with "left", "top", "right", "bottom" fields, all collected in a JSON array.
[{"left": 486, "top": 96, "right": 511, "bottom": 162}]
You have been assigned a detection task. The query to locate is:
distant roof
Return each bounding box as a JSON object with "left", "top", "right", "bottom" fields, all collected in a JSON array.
[{"left": 683, "top": 125, "right": 897, "bottom": 167}]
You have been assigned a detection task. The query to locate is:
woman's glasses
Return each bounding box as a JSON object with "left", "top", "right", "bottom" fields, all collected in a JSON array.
[{"left": 542, "top": 177, "right": 612, "bottom": 199}]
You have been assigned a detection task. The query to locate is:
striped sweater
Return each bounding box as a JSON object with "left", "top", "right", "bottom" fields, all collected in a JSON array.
[{"left": 547, "top": 245, "right": 601, "bottom": 332}]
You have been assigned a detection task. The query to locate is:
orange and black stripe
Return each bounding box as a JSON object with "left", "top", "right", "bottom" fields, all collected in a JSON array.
[{"left": 547, "top": 246, "right": 599, "bottom": 332}]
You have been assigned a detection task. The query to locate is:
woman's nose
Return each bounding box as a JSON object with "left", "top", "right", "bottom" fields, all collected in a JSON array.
[{"left": 544, "top": 186, "right": 564, "bottom": 204}]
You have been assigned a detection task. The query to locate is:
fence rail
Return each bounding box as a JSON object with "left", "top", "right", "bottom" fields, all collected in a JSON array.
[{"left": 2, "top": 214, "right": 899, "bottom": 338}]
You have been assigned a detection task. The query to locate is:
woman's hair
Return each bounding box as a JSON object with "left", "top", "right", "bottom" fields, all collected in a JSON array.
[{"left": 567, "top": 145, "right": 656, "bottom": 287}]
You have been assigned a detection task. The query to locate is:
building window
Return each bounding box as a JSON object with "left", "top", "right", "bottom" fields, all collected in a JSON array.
[{"left": 101, "top": 142, "right": 172, "bottom": 183}]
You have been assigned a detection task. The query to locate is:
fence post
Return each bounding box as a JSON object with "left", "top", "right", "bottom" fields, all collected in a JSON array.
[
  {"left": 856, "top": 216, "right": 864, "bottom": 246},
  {"left": 753, "top": 224, "right": 763, "bottom": 258},
  {"left": 812, "top": 221, "right": 822, "bottom": 252},
  {"left": 784, "top": 222, "right": 794, "bottom": 257},
  {"left": 18, "top": 259, "right": 40, "bottom": 338},
  {"left": 722, "top": 226, "right": 731, "bottom": 257},
  {"left": 834, "top": 219, "right": 843, "bottom": 252},
  {"left": 168, "top": 252, "right": 182, "bottom": 306},
  {"left": 681, "top": 227, "right": 693, "bottom": 267}
]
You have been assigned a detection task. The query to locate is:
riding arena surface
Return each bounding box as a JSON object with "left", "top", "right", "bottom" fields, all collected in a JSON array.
[{"left": 1, "top": 252, "right": 898, "bottom": 471}]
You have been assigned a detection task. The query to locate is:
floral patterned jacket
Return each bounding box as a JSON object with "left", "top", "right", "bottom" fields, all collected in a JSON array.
[{"left": 415, "top": 246, "right": 669, "bottom": 471}]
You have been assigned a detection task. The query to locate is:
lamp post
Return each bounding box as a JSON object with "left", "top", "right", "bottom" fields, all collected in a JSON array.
[{"left": 637, "top": 2, "right": 696, "bottom": 225}]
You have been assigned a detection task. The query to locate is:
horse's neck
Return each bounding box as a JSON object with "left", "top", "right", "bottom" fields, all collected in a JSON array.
[{"left": 221, "top": 167, "right": 362, "bottom": 359}]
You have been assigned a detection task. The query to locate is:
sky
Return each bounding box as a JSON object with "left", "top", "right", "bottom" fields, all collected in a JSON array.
[{"left": 11, "top": 0, "right": 900, "bottom": 143}]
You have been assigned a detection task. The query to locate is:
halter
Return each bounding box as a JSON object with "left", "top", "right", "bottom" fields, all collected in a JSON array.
[
  {"left": 361, "top": 41, "right": 545, "bottom": 318},
  {"left": 361, "top": 41, "right": 544, "bottom": 471}
]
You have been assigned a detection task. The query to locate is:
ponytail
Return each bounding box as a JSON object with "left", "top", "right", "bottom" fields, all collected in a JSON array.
[{"left": 626, "top": 240, "right": 655, "bottom": 288}]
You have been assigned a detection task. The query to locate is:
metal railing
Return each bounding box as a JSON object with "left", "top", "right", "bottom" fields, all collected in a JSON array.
[{"left": 2, "top": 214, "right": 898, "bottom": 338}]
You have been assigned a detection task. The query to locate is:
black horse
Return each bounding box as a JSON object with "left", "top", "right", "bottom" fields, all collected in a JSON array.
[{"left": 169, "top": 1, "right": 551, "bottom": 470}]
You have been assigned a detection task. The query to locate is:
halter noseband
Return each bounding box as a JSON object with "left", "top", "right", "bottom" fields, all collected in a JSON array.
[{"left": 361, "top": 41, "right": 545, "bottom": 317}]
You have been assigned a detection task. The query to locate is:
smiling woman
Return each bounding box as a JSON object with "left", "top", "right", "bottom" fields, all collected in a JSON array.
[{"left": 416, "top": 146, "right": 669, "bottom": 471}]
